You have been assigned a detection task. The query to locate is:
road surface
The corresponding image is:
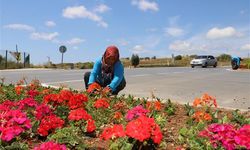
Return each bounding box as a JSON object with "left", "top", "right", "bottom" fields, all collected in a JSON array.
[{"left": 1, "top": 67, "right": 249, "bottom": 110}]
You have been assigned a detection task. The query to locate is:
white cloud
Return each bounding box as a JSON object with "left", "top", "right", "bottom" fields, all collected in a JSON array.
[
  {"left": 62, "top": 5, "right": 108, "bottom": 28},
  {"left": 30, "top": 32, "right": 59, "bottom": 41},
  {"left": 168, "top": 25, "right": 250, "bottom": 57},
  {"left": 66, "top": 38, "right": 85, "bottom": 45},
  {"left": 45, "top": 21, "right": 56, "bottom": 27},
  {"left": 165, "top": 27, "right": 184, "bottom": 37},
  {"left": 131, "top": 45, "right": 147, "bottom": 54},
  {"left": 241, "top": 44, "right": 250, "bottom": 50},
  {"left": 4, "top": 24, "right": 35, "bottom": 32},
  {"left": 132, "top": 0, "right": 159, "bottom": 12},
  {"left": 93, "top": 4, "right": 110, "bottom": 13},
  {"left": 169, "top": 41, "right": 191, "bottom": 51},
  {"left": 117, "top": 39, "right": 130, "bottom": 46},
  {"left": 206, "top": 27, "right": 240, "bottom": 39}
]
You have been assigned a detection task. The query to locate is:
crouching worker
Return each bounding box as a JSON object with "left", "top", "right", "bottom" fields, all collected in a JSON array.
[
  {"left": 231, "top": 56, "right": 243, "bottom": 70},
  {"left": 84, "top": 45, "right": 126, "bottom": 95}
]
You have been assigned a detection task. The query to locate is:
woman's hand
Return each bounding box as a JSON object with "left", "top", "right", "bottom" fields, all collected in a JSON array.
[
  {"left": 87, "top": 82, "right": 101, "bottom": 93},
  {"left": 102, "top": 86, "right": 111, "bottom": 95}
]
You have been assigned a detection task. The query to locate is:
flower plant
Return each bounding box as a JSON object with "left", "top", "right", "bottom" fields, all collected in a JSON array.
[{"left": 0, "top": 80, "right": 249, "bottom": 150}]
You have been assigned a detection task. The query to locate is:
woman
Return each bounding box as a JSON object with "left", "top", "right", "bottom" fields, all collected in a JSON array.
[
  {"left": 84, "top": 45, "right": 126, "bottom": 95},
  {"left": 231, "top": 56, "right": 243, "bottom": 70}
]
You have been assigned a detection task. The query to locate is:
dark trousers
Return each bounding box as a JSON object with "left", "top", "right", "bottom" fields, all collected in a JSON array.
[
  {"left": 231, "top": 60, "right": 239, "bottom": 70},
  {"left": 84, "top": 72, "right": 126, "bottom": 95}
]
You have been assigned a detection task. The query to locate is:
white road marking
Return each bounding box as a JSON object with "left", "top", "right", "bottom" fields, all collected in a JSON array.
[
  {"left": 157, "top": 73, "right": 170, "bottom": 75},
  {"left": 130, "top": 74, "right": 150, "bottom": 77},
  {"left": 41, "top": 83, "right": 82, "bottom": 91},
  {"left": 42, "top": 79, "right": 83, "bottom": 84}
]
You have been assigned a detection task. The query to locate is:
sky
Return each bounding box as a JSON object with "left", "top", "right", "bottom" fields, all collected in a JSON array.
[{"left": 0, "top": 0, "right": 250, "bottom": 65}]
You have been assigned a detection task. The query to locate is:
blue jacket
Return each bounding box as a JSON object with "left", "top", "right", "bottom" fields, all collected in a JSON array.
[
  {"left": 232, "top": 56, "right": 241, "bottom": 66},
  {"left": 88, "top": 57, "right": 124, "bottom": 91}
]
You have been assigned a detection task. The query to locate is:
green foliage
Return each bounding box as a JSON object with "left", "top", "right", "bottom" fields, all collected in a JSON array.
[
  {"left": 48, "top": 126, "right": 86, "bottom": 149},
  {"left": 231, "top": 109, "right": 250, "bottom": 125},
  {"left": 174, "top": 55, "right": 182, "bottom": 60},
  {"left": 178, "top": 122, "right": 210, "bottom": 149},
  {"left": 184, "top": 103, "right": 195, "bottom": 116},
  {"left": 79, "top": 62, "right": 94, "bottom": 69},
  {"left": 217, "top": 53, "right": 232, "bottom": 61},
  {"left": 131, "top": 54, "right": 140, "bottom": 67},
  {"left": 0, "top": 141, "right": 29, "bottom": 150},
  {"left": 164, "top": 99, "right": 175, "bottom": 116},
  {"left": 154, "top": 114, "right": 167, "bottom": 128},
  {"left": 54, "top": 105, "right": 70, "bottom": 121},
  {"left": 109, "top": 138, "right": 133, "bottom": 150}
]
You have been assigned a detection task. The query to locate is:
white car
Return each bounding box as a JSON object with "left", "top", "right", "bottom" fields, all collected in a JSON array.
[{"left": 190, "top": 55, "right": 217, "bottom": 68}]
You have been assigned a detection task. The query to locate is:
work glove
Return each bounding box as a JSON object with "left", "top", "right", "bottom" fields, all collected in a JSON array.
[{"left": 87, "top": 82, "right": 101, "bottom": 94}]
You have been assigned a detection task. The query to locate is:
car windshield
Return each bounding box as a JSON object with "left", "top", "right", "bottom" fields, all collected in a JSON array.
[{"left": 195, "top": 56, "right": 207, "bottom": 59}]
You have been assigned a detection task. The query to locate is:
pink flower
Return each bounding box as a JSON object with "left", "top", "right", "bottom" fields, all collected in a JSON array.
[
  {"left": 199, "top": 123, "right": 250, "bottom": 150},
  {"left": 235, "top": 125, "right": 250, "bottom": 149},
  {"left": 17, "top": 97, "right": 38, "bottom": 110},
  {"left": 9, "top": 110, "right": 28, "bottom": 124},
  {"left": 1, "top": 128, "right": 16, "bottom": 141},
  {"left": 125, "top": 105, "right": 149, "bottom": 121},
  {"left": 33, "top": 141, "right": 67, "bottom": 150},
  {"left": 35, "top": 103, "right": 52, "bottom": 120}
]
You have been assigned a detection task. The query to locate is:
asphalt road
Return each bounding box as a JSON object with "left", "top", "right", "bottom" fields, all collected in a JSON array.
[{"left": 1, "top": 67, "right": 250, "bottom": 110}]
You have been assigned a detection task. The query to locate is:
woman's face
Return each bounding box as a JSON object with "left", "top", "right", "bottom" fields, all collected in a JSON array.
[{"left": 105, "top": 56, "right": 116, "bottom": 65}]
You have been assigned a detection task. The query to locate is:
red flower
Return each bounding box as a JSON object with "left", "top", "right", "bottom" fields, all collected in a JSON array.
[
  {"left": 37, "top": 115, "right": 64, "bottom": 136},
  {"left": 27, "top": 89, "right": 39, "bottom": 98},
  {"left": 94, "top": 98, "right": 110, "bottom": 109},
  {"left": 15, "top": 85, "right": 23, "bottom": 95},
  {"left": 68, "top": 108, "right": 92, "bottom": 121},
  {"left": 59, "top": 90, "right": 73, "bottom": 101},
  {"left": 100, "top": 124, "right": 125, "bottom": 140},
  {"left": 86, "top": 119, "right": 96, "bottom": 133},
  {"left": 113, "top": 112, "right": 122, "bottom": 120},
  {"left": 68, "top": 94, "right": 88, "bottom": 109},
  {"left": 125, "top": 116, "right": 163, "bottom": 144},
  {"left": 43, "top": 94, "right": 61, "bottom": 104}
]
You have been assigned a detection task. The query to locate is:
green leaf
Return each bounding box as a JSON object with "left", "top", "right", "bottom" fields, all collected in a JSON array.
[{"left": 179, "top": 127, "right": 188, "bottom": 136}]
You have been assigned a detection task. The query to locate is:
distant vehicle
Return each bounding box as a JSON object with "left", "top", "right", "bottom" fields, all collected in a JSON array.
[{"left": 190, "top": 55, "right": 217, "bottom": 68}]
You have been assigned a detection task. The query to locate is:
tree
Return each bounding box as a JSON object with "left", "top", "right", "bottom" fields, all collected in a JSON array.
[
  {"left": 174, "top": 55, "right": 182, "bottom": 60},
  {"left": 0, "top": 55, "right": 3, "bottom": 64},
  {"left": 151, "top": 56, "right": 156, "bottom": 59},
  {"left": 131, "top": 54, "right": 140, "bottom": 67},
  {"left": 217, "top": 54, "right": 232, "bottom": 61}
]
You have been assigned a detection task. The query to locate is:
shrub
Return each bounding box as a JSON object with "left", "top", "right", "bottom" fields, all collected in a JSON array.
[
  {"left": 217, "top": 54, "right": 232, "bottom": 61},
  {"left": 131, "top": 54, "right": 140, "bottom": 67},
  {"left": 174, "top": 55, "right": 182, "bottom": 60}
]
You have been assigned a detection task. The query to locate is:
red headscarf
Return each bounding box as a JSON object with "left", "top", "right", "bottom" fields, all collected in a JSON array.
[
  {"left": 102, "top": 45, "right": 120, "bottom": 74},
  {"left": 103, "top": 45, "right": 119, "bottom": 63}
]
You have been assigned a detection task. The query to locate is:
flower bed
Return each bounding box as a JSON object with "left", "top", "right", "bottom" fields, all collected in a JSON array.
[{"left": 0, "top": 80, "right": 249, "bottom": 150}]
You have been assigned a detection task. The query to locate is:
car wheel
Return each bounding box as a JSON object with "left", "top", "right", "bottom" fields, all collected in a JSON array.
[
  {"left": 191, "top": 65, "right": 194, "bottom": 68},
  {"left": 213, "top": 62, "right": 217, "bottom": 68}
]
